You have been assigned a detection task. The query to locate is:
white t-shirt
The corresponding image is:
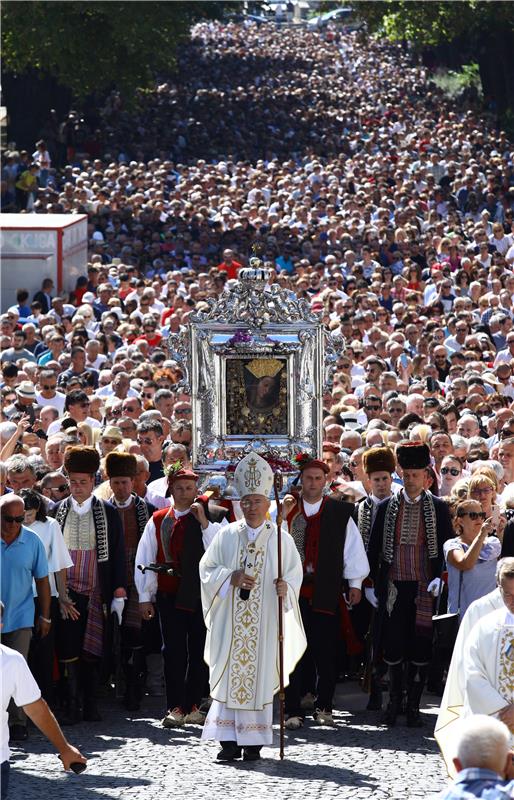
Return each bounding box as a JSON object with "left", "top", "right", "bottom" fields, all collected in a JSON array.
[
  {"left": 47, "top": 415, "right": 101, "bottom": 436},
  {"left": 1, "top": 644, "right": 40, "bottom": 762},
  {"left": 29, "top": 518, "right": 74, "bottom": 596},
  {"left": 35, "top": 391, "right": 66, "bottom": 414}
]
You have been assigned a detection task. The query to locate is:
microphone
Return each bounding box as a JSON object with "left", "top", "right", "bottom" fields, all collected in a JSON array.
[{"left": 240, "top": 585, "right": 250, "bottom": 601}]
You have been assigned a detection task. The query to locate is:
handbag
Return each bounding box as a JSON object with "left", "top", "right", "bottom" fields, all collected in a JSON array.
[{"left": 432, "top": 569, "right": 463, "bottom": 652}]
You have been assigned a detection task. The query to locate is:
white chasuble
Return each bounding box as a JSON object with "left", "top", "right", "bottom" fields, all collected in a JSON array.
[
  {"left": 463, "top": 608, "right": 514, "bottom": 719},
  {"left": 435, "top": 606, "right": 514, "bottom": 772},
  {"left": 435, "top": 588, "right": 504, "bottom": 776},
  {"left": 200, "top": 519, "right": 306, "bottom": 714}
]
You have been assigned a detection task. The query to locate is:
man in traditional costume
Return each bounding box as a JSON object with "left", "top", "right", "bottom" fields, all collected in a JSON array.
[
  {"left": 282, "top": 454, "right": 369, "bottom": 728},
  {"left": 54, "top": 446, "right": 127, "bottom": 723},
  {"left": 200, "top": 452, "right": 306, "bottom": 762},
  {"left": 135, "top": 468, "right": 228, "bottom": 728},
  {"left": 355, "top": 446, "right": 397, "bottom": 711},
  {"left": 357, "top": 446, "right": 397, "bottom": 549},
  {"left": 105, "top": 451, "right": 154, "bottom": 711},
  {"left": 435, "top": 576, "right": 505, "bottom": 776},
  {"left": 367, "top": 442, "right": 452, "bottom": 727}
]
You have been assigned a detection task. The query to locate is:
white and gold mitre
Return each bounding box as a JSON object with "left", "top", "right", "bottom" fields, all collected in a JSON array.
[
  {"left": 245, "top": 358, "right": 282, "bottom": 379},
  {"left": 234, "top": 453, "right": 273, "bottom": 498}
]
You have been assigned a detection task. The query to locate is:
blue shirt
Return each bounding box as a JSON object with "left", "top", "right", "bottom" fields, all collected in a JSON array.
[
  {"left": 437, "top": 768, "right": 509, "bottom": 800},
  {"left": 1, "top": 527, "right": 48, "bottom": 633}
]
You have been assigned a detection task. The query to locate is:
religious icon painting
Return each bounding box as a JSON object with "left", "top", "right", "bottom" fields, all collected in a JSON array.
[{"left": 225, "top": 356, "right": 289, "bottom": 436}]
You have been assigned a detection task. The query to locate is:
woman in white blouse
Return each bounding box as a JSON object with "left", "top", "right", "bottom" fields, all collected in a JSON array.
[{"left": 20, "top": 489, "right": 77, "bottom": 704}]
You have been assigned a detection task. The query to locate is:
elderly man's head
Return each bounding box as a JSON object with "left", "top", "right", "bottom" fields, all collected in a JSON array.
[
  {"left": 0, "top": 493, "right": 25, "bottom": 543},
  {"left": 453, "top": 715, "right": 511, "bottom": 777},
  {"left": 6, "top": 455, "right": 36, "bottom": 492}
]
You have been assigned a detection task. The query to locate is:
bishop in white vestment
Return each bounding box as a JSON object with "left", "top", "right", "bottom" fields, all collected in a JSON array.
[{"left": 200, "top": 453, "right": 306, "bottom": 761}]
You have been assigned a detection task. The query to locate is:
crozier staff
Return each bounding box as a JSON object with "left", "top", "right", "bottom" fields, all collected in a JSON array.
[{"left": 200, "top": 453, "right": 306, "bottom": 763}]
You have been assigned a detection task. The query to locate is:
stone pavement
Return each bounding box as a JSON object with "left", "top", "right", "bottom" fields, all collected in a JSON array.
[{"left": 11, "top": 683, "right": 447, "bottom": 800}]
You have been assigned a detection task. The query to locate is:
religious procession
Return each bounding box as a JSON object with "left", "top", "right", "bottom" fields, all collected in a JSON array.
[{"left": 2, "top": 2, "right": 514, "bottom": 799}]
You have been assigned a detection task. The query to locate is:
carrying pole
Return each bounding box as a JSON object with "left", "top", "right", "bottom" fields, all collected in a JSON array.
[{"left": 273, "top": 471, "right": 285, "bottom": 760}]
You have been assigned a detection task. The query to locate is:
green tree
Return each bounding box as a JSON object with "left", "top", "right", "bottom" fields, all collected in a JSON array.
[
  {"left": 355, "top": 1, "right": 514, "bottom": 114},
  {"left": 1, "top": 1, "right": 236, "bottom": 100}
]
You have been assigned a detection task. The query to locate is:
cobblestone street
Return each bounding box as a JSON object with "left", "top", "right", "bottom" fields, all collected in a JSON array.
[{"left": 12, "top": 683, "right": 447, "bottom": 800}]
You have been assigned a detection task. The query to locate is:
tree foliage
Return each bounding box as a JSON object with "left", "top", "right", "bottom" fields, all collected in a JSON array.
[
  {"left": 356, "top": 0, "right": 514, "bottom": 46},
  {"left": 1, "top": 1, "right": 236, "bottom": 99},
  {"left": 355, "top": 1, "right": 514, "bottom": 116}
]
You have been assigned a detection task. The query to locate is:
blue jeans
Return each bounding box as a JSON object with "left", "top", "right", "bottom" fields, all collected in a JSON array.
[{"left": 1, "top": 760, "right": 10, "bottom": 798}]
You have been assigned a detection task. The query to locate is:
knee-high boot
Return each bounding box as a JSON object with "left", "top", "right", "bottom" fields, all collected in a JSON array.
[
  {"left": 406, "top": 662, "right": 428, "bottom": 727},
  {"left": 366, "top": 669, "right": 383, "bottom": 711},
  {"left": 82, "top": 660, "right": 102, "bottom": 722},
  {"left": 382, "top": 662, "right": 403, "bottom": 726},
  {"left": 59, "top": 660, "right": 81, "bottom": 726},
  {"left": 124, "top": 648, "right": 145, "bottom": 711}
]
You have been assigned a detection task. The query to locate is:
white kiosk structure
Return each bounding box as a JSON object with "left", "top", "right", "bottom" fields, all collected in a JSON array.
[{"left": 1, "top": 214, "right": 88, "bottom": 308}]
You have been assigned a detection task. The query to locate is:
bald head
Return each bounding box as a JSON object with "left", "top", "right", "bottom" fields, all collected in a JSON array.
[
  {"left": 0, "top": 493, "right": 25, "bottom": 542},
  {"left": 0, "top": 493, "right": 24, "bottom": 512}
]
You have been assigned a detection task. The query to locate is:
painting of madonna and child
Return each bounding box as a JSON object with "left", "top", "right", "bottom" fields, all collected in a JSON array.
[{"left": 225, "top": 357, "right": 289, "bottom": 436}]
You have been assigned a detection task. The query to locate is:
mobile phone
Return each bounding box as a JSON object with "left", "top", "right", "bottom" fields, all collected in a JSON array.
[
  {"left": 427, "top": 376, "right": 437, "bottom": 392},
  {"left": 399, "top": 353, "right": 408, "bottom": 368},
  {"left": 491, "top": 505, "right": 500, "bottom": 529}
]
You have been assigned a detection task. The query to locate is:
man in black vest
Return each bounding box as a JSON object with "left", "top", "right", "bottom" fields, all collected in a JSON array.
[
  {"left": 354, "top": 446, "right": 397, "bottom": 711},
  {"left": 53, "top": 447, "right": 127, "bottom": 724},
  {"left": 134, "top": 468, "right": 229, "bottom": 728},
  {"left": 367, "top": 442, "right": 452, "bottom": 727},
  {"left": 283, "top": 455, "right": 369, "bottom": 728},
  {"left": 105, "top": 452, "right": 155, "bottom": 711}
]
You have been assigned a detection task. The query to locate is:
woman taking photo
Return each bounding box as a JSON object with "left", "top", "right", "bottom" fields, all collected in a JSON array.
[
  {"left": 444, "top": 499, "right": 500, "bottom": 618},
  {"left": 467, "top": 472, "right": 505, "bottom": 543}
]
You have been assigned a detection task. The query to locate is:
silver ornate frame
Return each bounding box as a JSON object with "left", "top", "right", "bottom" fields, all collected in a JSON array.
[{"left": 168, "top": 265, "right": 342, "bottom": 474}]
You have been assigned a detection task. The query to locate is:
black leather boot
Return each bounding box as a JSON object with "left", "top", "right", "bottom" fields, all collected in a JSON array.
[
  {"left": 406, "top": 662, "right": 428, "bottom": 728},
  {"left": 59, "top": 660, "right": 81, "bottom": 726},
  {"left": 82, "top": 661, "right": 102, "bottom": 722},
  {"left": 124, "top": 648, "right": 145, "bottom": 711},
  {"left": 382, "top": 662, "right": 403, "bottom": 726},
  {"left": 366, "top": 671, "right": 383, "bottom": 711}
]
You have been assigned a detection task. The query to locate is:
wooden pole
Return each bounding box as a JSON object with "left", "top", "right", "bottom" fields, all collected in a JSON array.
[{"left": 274, "top": 471, "right": 285, "bottom": 760}]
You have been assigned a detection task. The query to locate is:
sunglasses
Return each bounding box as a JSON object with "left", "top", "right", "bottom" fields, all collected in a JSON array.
[
  {"left": 3, "top": 514, "right": 25, "bottom": 524},
  {"left": 102, "top": 437, "right": 120, "bottom": 445},
  {"left": 365, "top": 405, "right": 381, "bottom": 411},
  {"left": 441, "top": 467, "right": 460, "bottom": 476},
  {"left": 42, "top": 384, "right": 57, "bottom": 390},
  {"left": 51, "top": 483, "right": 69, "bottom": 493},
  {"left": 458, "top": 511, "right": 486, "bottom": 521}
]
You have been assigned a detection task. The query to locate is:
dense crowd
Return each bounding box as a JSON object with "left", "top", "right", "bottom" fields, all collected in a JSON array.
[{"left": 2, "top": 17, "right": 514, "bottom": 798}]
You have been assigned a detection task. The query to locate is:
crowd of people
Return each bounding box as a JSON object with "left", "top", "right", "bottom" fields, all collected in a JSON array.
[{"left": 2, "top": 17, "right": 514, "bottom": 799}]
